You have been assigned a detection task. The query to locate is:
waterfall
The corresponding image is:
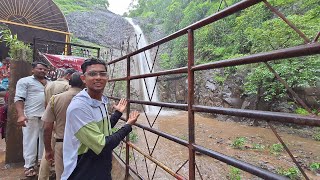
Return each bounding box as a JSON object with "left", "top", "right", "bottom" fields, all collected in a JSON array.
[{"left": 126, "top": 18, "right": 160, "bottom": 113}]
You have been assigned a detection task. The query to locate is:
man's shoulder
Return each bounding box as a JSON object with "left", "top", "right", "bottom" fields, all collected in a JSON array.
[
  {"left": 46, "top": 79, "right": 68, "bottom": 86},
  {"left": 54, "top": 89, "right": 78, "bottom": 100},
  {"left": 17, "top": 76, "right": 33, "bottom": 83},
  {"left": 67, "top": 96, "right": 89, "bottom": 110}
]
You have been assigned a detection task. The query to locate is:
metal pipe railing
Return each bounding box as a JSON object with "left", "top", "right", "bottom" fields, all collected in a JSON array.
[
  {"left": 107, "top": 43, "right": 320, "bottom": 83},
  {"left": 109, "top": 96, "right": 320, "bottom": 126},
  {"left": 192, "top": 43, "right": 320, "bottom": 71},
  {"left": 107, "top": 0, "right": 263, "bottom": 66},
  {"left": 193, "top": 105, "right": 320, "bottom": 127}
]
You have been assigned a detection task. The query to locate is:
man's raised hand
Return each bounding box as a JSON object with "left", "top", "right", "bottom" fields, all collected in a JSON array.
[
  {"left": 127, "top": 111, "right": 140, "bottom": 125},
  {"left": 113, "top": 98, "right": 127, "bottom": 113}
]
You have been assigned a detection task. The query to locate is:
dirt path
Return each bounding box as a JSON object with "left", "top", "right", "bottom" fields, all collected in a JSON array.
[
  {"left": 0, "top": 138, "right": 28, "bottom": 180},
  {"left": 122, "top": 111, "right": 320, "bottom": 180}
]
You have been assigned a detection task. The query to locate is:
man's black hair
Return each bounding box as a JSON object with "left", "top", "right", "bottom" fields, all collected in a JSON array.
[
  {"left": 63, "top": 68, "right": 76, "bottom": 76},
  {"left": 69, "top": 72, "right": 84, "bottom": 88},
  {"left": 32, "top": 61, "right": 49, "bottom": 68},
  {"left": 81, "top": 58, "right": 107, "bottom": 74}
]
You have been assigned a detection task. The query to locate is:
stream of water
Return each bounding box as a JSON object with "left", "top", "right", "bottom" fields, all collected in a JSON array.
[{"left": 125, "top": 18, "right": 160, "bottom": 114}]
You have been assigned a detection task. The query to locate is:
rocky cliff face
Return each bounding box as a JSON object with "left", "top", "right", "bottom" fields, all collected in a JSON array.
[
  {"left": 66, "top": 9, "right": 134, "bottom": 49},
  {"left": 65, "top": 9, "right": 142, "bottom": 108}
]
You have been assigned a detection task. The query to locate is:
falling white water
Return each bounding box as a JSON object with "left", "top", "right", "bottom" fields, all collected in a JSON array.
[{"left": 126, "top": 18, "right": 160, "bottom": 113}]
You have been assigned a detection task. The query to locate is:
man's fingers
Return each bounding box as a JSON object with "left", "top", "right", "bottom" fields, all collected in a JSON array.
[
  {"left": 130, "top": 111, "right": 140, "bottom": 119},
  {"left": 120, "top": 98, "right": 127, "bottom": 106}
]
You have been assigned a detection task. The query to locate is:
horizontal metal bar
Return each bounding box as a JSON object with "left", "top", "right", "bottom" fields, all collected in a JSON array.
[
  {"left": 108, "top": 96, "right": 188, "bottom": 110},
  {"left": 130, "top": 67, "right": 188, "bottom": 80},
  {"left": 193, "top": 145, "right": 288, "bottom": 180},
  {"left": 119, "top": 117, "right": 189, "bottom": 147},
  {"left": 127, "top": 142, "right": 186, "bottom": 180},
  {"left": 107, "top": 0, "right": 262, "bottom": 65},
  {"left": 192, "top": 43, "right": 320, "bottom": 71},
  {"left": 108, "top": 77, "right": 127, "bottom": 82},
  {"left": 35, "top": 38, "right": 101, "bottom": 50},
  {"left": 193, "top": 105, "right": 320, "bottom": 126},
  {"left": 108, "top": 67, "right": 187, "bottom": 82}
]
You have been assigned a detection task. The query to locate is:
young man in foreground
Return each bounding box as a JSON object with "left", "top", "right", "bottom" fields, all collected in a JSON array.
[{"left": 62, "top": 58, "right": 139, "bottom": 180}]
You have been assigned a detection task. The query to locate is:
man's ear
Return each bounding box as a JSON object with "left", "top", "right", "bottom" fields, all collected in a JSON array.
[{"left": 80, "top": 74, "right": 86, "bottom": 84}]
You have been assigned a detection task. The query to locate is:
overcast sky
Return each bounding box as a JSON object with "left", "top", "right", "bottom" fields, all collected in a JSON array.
[{"left": 108, "top": 0, "right": 132, "bottom": 15}]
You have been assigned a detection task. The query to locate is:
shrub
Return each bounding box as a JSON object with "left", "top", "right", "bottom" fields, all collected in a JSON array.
[
  {"left": 0, "top": 30, "right": 33, "bottom": 62},
  {"left": 276, "top": 167, "right": 301, "bottom": 179},
  {"left": 129, "top": 131, "right": 138, "bottom": 143},
  {"left": 231, "top": 137, "right": 246, "bottom": 149},
  {"left": 270, "top": 143, "right": 284, "bottom": 155},
  {"left": 313, "top": 132, "right": 320, "bottom": 141},
  {"left": 252, "top": 143, "right": 265, "bottom": 150},
  {"left": 229, "top": 167, "right": 241, "bottom": 180},
  {"left": 295, "top": 108, "right": 309, "bottom": 115},
  {"left": 310, "top": 162, "right": 320, "bottom": 173}
]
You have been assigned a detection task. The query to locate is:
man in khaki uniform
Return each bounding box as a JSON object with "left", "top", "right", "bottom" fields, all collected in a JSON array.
[
  {"left": 39, "top": 68, "right": 76, "bottom": 180},
  {"left": 44, "top": 68, "right": 76, "bottom": 106},
  {"left": 42, "top": 72, "right": 84, "bottom": 180}
]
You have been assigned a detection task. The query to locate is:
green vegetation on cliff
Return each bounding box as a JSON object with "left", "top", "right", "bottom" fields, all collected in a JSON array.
[
  {"left": 53, "top": 0, "right": 109, "bottom": 14},
  {"left": 129, "top": 0, "right": 320, "bottom": 103}
]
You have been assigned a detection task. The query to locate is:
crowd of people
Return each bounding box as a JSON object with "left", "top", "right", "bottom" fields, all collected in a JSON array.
[{"left": 13, "top": 58, "right": 140, "bottom": 179}]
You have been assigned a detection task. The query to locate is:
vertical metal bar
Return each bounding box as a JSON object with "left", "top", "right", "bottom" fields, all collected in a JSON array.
[
  {"left": 125, "top": 56, "right": 131, "bottom": 179},
  {"left": 33, "top": 37, "right": 36, "bottom": 61},
  {"left": 97, "top": 48, "right": 100, "bottom": 58},
  {"left": 187, "top": 29, "right": 195, "bottom": 180}
]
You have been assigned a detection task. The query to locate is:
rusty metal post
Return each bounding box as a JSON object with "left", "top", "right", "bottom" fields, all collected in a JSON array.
[
  {"left": 187, "top": 29, "right": 195, "bottom": 180},
  {"left": 125, "top": 56, "right": 131, "bottom": 179}
]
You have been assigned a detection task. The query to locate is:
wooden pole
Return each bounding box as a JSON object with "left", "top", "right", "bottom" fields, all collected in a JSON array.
[{"left": 5, "top": 60, "right": 32, "bottom": 163}]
